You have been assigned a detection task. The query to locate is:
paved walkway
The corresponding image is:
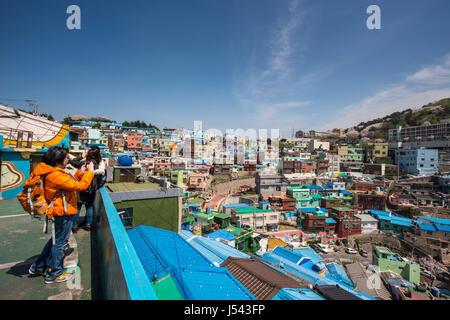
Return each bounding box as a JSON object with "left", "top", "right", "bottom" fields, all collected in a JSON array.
[{"left": 0, "top": 199, "right": 92, "bottom": 300}]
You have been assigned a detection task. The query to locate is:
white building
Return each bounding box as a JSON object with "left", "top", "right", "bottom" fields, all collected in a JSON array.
[{"left": 355, "top": 214, "right": 378, "bottom": 234}]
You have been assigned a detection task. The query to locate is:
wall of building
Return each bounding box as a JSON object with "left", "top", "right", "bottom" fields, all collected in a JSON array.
[{"left": 92, "top": 188, "right": 157, "bottom": 299}]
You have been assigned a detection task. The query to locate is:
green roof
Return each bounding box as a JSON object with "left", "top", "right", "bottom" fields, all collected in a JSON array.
[
  {"left": 213, "top": 212, "right": 230, "bottom": 219},
  {"left": 194, "top": 212, "right": 214, "bottom": 219},
  {"left": 225, "top": 225, "right": 244, "bottom": 235},
  {"left": 151, "top": 274, "right": 184, "bottom": 300},
  {"left": 233, "top": 207, "right": 274, "bottom": 215},
  {"left": 332, "top": 207, "right": 353, "bottom": 211}
]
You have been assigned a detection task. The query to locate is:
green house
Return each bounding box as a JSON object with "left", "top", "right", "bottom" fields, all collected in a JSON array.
[
  {"left": 212, "top": 211, "right": 231, "bottom": 228},
  {"left": 286, "top": 187, "right": 321, "bottom": 209},
  {"left": 372, "top": 246, "right": 420, "bottom": 283},
  {"left": 225, "top": 225, "right": 254, "bottom": 253}
]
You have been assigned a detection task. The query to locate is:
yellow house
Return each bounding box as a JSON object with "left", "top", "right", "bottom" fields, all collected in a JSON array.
[{"left": 364, "top": 142, "right": 388, "bottom": 162}]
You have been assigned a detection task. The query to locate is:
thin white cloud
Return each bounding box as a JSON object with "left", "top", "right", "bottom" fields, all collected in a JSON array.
[
  {"left": 321, "top": 54, "right": 450, "bottom": 130},
  {"left": 406, "top": 54, "right": 450, "bottom": 85},
  {"left": 234, "top": 0, "right": 310, "bottom": 127}
]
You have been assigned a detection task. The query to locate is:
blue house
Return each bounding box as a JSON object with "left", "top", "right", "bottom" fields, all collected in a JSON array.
[{"left": 395, "top": 148, "right": 438, "bottom": 175}]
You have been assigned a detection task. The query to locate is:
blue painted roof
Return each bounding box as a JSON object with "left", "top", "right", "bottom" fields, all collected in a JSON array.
[
  {"left": 223, "top": 203, "right": 251, "bottom": 209},
  {"left": 129, "top": 226, "right": 256, "bottom": 300},
  {"left": 187, "top": 203, "right": 201, "bottom": 207},
  {"left": 389, "top": 216, "right": 413, "bottom": 227},
  {"left": 326, "top": 218, "right": 337, "bottom": 224},
  {"left": 293, "top": 247, "right": 324, "bottom": 265},
  {"left": 179, "top": 230, "right": 249, "bottom": 265},
  {"left": 128, "top": 226, "right": 213, "bottom": 278},
  {"left": 370, "top": 210, "right": 391, "bottom": 217},
  {"left": 206, "top": 229, "right": 236, "bottom": 241},
  {"left": 341, "top": 190, "right": 352, "bottom": 195},
  {"left": 418, "top": 223, "right": 437, "bottom": 232},
  {"left": 272, "top": 288, "right": 325, "bottom": 300},
  {"left": 326, "top": 263, "right": 354, "bottom": 286},
  {"left": 435, "top": 224, "right": 450, "bottom": 232},
  {"left": 178, "top": 267, "right": 256, "bottom": 300},
  {"left": 419, "top": 216, "right": 450, "bottom": 226},
  {"left": 259, "top": 253, "right": 374, "bottom": 300},
  {"left": 307, "top": 185, "right": 324, "bottom": 190}
]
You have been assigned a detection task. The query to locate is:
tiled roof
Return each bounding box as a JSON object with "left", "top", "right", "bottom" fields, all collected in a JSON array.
[
  {"left": 221, "top": 257, "right": 303, "bottom": 300},
  {"left": 315, "top": 285, "right": 362, "bottom": 300}
]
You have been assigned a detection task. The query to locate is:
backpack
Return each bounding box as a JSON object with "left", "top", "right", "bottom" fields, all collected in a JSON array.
[
  {"left": 17, "top": 175, "right": 55, "bottom": 218},
  {"left": 17, "top": 174, "right": 66, "bottom": 245}
]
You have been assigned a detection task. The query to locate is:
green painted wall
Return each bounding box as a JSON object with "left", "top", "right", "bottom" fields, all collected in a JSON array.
[{"left": 114, "top": 197, "right": 179, "bottom": 232}]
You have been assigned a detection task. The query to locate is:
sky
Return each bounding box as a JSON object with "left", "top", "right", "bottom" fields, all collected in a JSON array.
[{"left": 1, "top": 0, "right": 450, "bottom": 137}]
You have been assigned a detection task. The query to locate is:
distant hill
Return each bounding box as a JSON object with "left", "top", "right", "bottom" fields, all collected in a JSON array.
[{"left": 347, "top": 98, "right": 450, "bottom": 140}]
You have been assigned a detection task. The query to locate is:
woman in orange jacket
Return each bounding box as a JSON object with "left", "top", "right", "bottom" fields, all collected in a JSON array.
[{"left": 28, "top": 146, "right": 94, "bottom": 284}]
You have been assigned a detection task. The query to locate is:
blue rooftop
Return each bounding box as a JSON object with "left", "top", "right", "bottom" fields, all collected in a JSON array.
[
  {"left": 419, "top": 216, "right": 450, "bottom": 226},
  {"left": 435, "top": 224, "right": 450, "bottom": 232},
  {"left": 369, "top": 210, "right": 391, "bottom": 217},
  {"left": 272, "top": 288, "right": 325, "bottom": 300},
  {"left": 326, "top": 218, "right": 337, "bottom": 224},
  {"left": 418, "top": 223, "right": 437, "bottom": 232},
  {"left": 205, "top": 229, "right": 236, "bottom": 242},
  {"left": 178, "top": 267, "right": 256, "bottom": 300},
  {"left": 128, "top": 226, "right": 256, "bottom": 300},
  {"left": 179, "top": 230, "right": 249, "bottom": 266},
  {"left": 223, "top": 203, "right": 252, "bottom": 209}
]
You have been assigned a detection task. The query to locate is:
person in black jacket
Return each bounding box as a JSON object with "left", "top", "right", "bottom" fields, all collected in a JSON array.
[{"left": 69, "top": 146, "right": 106, "bottom": 232}]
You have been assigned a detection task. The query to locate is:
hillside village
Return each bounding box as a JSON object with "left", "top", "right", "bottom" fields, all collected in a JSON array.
[{"left": 1, "top": 98, "right": 450, "bottom": 301}]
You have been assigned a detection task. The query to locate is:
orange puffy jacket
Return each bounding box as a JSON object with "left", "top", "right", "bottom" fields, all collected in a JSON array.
[{"left": 24, "top": 162, "right": 94, "bottom": 218}]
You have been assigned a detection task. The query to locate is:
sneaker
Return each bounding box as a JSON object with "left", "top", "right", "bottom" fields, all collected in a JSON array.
[
  {"left": 44, "top": 273, "right": 73, "bottom": 284},
  {"left": 72, "top": 227, "right": 79, "bottom": 234},
  {"left": 83, "top": 225, "right": 91, "bottom": 231},
  {"left": 28, "top": 265, "right": 45, "bottom": 276},
  {"left": 64, "top": 246, "right": 74, "bottom": 257}
]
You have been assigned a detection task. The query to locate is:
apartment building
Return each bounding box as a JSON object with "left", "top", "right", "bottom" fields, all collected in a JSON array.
[
  {"left": 231, "top": 207, "right": 280, "bottom": 233},
  {"left": 388, "top": 120, "right": 450, "bottom": 141},
  {"left": 395, "top": 148, "right": 438, "bottom": 175}
]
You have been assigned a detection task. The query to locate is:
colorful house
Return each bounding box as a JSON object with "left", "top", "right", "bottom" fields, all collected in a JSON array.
[
  {"left": 286, "top": 186, "right": 321, "bottom": 209},
  {"left": 372, "top": 246, "right": 420, "bottom": 283}
]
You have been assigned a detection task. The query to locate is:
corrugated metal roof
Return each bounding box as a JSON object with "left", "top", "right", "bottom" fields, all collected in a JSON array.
[
  {"left": 267, "top": 239, "right": 288, "bottom": 250},
  {"left": 221, "top": 257, "right": 303, "bottom": 300},
  {"left": 272, "top": 288, "right": 325, "bottom": 300},
  {"left": 178, "top": 266, "right": 256, "bottom": 300},
  {"left": 128, "top": 226, "right": 213, "bottom": 281},
  {"left": 435, "top": 224, "right": 450, "bottom": 232},
  {"left": 419, "top": 216, "right": 450, "bottom": 226},
  {"left": 418, "top": 223, "right": 437, "bottom": 232},
  {"left": 179, "top": 230, "right": 250, "bottom": 265},
  {"left": 326, "top": 263, "right": 353, "bottom": 287},
  {"left": 150, "top": 273, "right": 184, "bottom": 300},
  {"left": 260, "top": 252, "right": 375, "bottom": 300},
  {"left": 206, "top": 230, "right": 236, "bottom": 241}
]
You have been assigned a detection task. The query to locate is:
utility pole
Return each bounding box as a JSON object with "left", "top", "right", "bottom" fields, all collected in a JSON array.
[{"left": 26, "top": 99, "right": 38, "bottom": 115}]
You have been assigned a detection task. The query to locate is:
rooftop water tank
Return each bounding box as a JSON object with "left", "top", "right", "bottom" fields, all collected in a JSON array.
[{"left": 118, "top": 156, "right": 133, "bottom": 166}]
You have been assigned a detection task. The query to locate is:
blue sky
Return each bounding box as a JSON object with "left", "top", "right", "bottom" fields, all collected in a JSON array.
[{"left": 1, "top": 0, "right": 450, "bottom": 136}]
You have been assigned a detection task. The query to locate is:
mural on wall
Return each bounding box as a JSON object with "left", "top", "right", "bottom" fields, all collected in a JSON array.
[
  {"left": 1, "top": 161, "right": 25, "bottom": 191},
  {"left": 0, "top": 105, "right": 70, "bottom": 199},
  {"left": 0, "top": 104, "right": 70, "bottom": 150}
]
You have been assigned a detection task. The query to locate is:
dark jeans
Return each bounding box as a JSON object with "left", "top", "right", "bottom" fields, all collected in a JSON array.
[
  {"left": 31, "top": 215, "right": 72, "bottom": 278},
  {"left": 73, "top": 202, "right": 94, "bottom": 227}
]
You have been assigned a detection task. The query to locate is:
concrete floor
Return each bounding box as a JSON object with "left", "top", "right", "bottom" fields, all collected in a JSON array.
[{"left": 0, "top": 199, "right": 92, "bottom": 300}]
